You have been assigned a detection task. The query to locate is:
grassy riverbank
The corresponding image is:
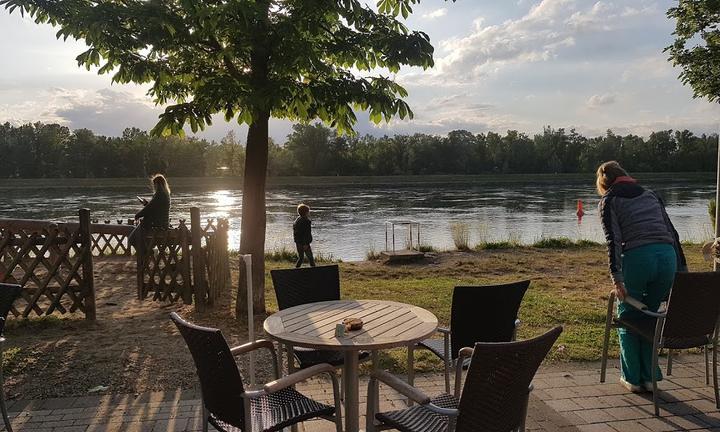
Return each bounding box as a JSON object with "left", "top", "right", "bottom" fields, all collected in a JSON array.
[{"left": 262, "top": 243, "right": 710, "bottom": 372}]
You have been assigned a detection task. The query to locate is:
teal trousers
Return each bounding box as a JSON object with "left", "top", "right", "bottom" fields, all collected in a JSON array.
[{"left": 617, "top": 243, "right": 677, "bottom": 385}]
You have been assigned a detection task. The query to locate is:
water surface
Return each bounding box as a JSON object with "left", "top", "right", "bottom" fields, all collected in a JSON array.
[{"left": 0, "top": 175, "right": 715, "bottom": 261}]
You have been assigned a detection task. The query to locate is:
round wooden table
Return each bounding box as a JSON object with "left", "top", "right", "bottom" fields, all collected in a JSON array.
[{"left": 264, "top": 299, "right": 438, "bottom": 432}]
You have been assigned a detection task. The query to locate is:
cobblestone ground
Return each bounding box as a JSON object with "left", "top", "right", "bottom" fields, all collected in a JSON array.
[{"left": 7, "top": 354, "right": 720, "bottom": 431}]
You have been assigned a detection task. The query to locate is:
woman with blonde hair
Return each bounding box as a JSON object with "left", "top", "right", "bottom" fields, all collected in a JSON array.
[
  {"left": 597, "top": 161, "right": 687, "bottom": 392},
  {"left": 129, "top": 174, "right": 171, "bottom": 254}
]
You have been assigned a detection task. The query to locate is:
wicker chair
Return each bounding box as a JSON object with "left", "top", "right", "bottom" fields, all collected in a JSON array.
[
  {"left": 270, "top": 265, "right": 369, "bottom": 370},
  {"left": 367, "top": 326, "right": 562, "bottom": 432},
  {"left": 600, "top": 272, "right": 720, "bottom": 416},
  {"left": 411, "top": 281, "right": 530, "bottom": 393},
  {"left": 0, "top": 284, "right": 21, "bottom": 432},
  {"left": 170, "top": 313, "right": 342, "bottom": 432}
]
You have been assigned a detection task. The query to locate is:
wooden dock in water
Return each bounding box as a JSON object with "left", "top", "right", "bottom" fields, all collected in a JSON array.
[{"left": 380, "top": 249, "right": 425, "bottom": 262}]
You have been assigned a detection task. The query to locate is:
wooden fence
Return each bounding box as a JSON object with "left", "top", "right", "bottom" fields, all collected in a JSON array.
[
  {"left": 0, "top": 208, "right": 230, "bottom": 319},
  {"left": 135, "top": 208, "right": 229, "bottom": 309},
  {"left": 0, "top": 209, "right": 96, "bottom": 320}
]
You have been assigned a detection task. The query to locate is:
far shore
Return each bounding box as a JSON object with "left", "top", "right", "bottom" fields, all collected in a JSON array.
[{"left": 0, "top": 172, "right": 715, "bottom": 190}]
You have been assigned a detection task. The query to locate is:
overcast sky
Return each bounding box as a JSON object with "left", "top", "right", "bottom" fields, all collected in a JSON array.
[{"left": 1, "top": 0, "right": 719, "bottom": 143}]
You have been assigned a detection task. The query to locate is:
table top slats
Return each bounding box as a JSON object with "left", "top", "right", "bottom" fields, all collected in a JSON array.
[
  {"left": 281, "top": 300, "right": 365, "bottom": 324},
  {"left": 343, "top": 308, "right": 414, "bottom": 340},
  {"left": 348, "top": 310, "right": 418, "bottom": 341},
  {"left": 313, "top": 304, "right": 407, "bottom": 339},
  {"left": 282, "top": 301, "right": 367, "bottom": 332},
  {"left": 299, "top": 302, "right": 396, "bottom": 337},
  {"left": 264, "top": 300, "right": 438, "bottom": 351}
]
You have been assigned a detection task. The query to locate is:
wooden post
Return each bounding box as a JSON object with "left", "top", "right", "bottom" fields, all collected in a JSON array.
[
  {"left": 191, "top": 207, "right": 207, "bottom": 310},
  {"left": 715, "top": 136, "right": 720, "bottom": 272},
  {"left": 180, "top": 223, "right": 192, "bottom": 305},
  {"left": 136, "top": 225, "right": 144, "bottom": 300},
  {"left": 79, "top": 208, "right": 96, "bottom": 321}
]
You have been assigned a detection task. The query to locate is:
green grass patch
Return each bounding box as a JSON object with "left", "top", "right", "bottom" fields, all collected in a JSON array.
[
  {"left": 264, "top": 246, "right": 337, "bottom": 263},
  {"left": 532, "top": 237, "right": 601, "bottom": 249}
]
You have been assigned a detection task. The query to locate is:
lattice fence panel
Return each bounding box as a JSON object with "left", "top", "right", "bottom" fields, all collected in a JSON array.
[
  {"left": 138, "top": 226, "right": 192, "bottom": 303},
  {"left": 0, "top": 211, "right": 95, "bottom": 319}
]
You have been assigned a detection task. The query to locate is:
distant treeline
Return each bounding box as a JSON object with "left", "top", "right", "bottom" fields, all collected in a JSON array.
[{"left": 1, "top": 122, "right": 717, "bottom": 178}]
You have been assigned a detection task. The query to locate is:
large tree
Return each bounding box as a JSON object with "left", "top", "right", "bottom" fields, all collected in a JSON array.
[
  {"left": 2, "top": 0, "right": 445, "bottom": 312},
  {"left": 667, "top": 0, "right": 720, "bottom": 270}
]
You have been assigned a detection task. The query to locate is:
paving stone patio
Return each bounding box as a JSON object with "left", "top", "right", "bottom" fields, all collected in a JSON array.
[{"left": 6, "top": 353, "right": 720, "bottom": 431}]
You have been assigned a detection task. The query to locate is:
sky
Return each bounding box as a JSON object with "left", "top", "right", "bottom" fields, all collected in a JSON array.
[{"left": 1, "top": 0, "right": 719, "bottom": 143}]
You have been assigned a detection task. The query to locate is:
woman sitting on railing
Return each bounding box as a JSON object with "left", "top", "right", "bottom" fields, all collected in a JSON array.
[{"left": 128, "top": 174, "right": 171, "bottom": 255}]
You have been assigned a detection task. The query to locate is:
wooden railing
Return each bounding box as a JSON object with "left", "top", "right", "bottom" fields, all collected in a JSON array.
[
  {"left": 0, "top": 207, "right": 229, "bottom": 318},
  {"left": 0, "top": 209, "right": 96, "bottom": 320}
]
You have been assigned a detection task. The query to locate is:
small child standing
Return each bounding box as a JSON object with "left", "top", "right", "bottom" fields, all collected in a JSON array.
[{"left": 293, "top": 203, "right": 316, "bottom": 267}]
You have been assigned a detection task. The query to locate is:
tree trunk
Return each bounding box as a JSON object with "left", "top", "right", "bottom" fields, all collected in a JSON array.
[
  {"left": 236, "top": 0, "right": 272, "bottom": 318},
  {"left": 239, "top": 112, "right": 270, "bottom": 315}
]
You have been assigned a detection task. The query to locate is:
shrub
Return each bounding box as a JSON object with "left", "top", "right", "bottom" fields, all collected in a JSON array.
[
  {"left": 532, "top": 237, "right": 575, "bottom": 248},
  {"left": 710, "top": 198, "right": 717, "bottom": 230},
  {"left": 450, "top": 222, "right": 470, "bottom": 251},
  {"left": 417, "top": 243, "right": 436, "bottom": 253}
]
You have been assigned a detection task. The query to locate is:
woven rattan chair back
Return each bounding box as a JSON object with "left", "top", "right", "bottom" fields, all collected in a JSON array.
[
  {"left": 0, "top": 284, "right": 21, "bottom": 335},
  {"left": 456, "top": 326, "right": 562, "bottom": 432},
  {"left": 170, "top": 312, "right": 246, "bottom": 428},
  {"left": 450, "top": 280, "right": 530, "bottom": 360},
  {"left": 662, "top": 272, "right": 720, "bottom": 343},
  {"left": 271, "top": 265, "right": 340, "bottom": 310}
]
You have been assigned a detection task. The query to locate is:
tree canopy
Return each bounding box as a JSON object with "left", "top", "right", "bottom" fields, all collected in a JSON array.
[
  {"left": 667, "top": 0, "right": 720, "bottom": 102},
  {"left": 2, "top": 0, "right": 436, "bottom": 134}
]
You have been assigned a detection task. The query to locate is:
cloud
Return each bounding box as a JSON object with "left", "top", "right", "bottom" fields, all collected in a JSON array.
[
  {"left": 422, "top": 8, "right": 447, "bottom": 20},
  {"left": 429, "top": 0, "right": 657, "bottom": 84},
  {"left": 51, "top": 88, "right": 162, "bottom": 135},
  {"left": 586, "top": 93, "right": 616, "bottom": 108}
]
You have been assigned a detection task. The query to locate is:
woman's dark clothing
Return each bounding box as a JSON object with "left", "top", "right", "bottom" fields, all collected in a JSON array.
[
  {"left": 293, "top": 215, "right": 315, "bottom": 267},
  {"left": 135, "top": 188, "right": 171, "bottom": 229},
  {"left": 598, "top": 180, "right": 687, "bottom": 284},
  {"left": 129, "top": 187, "right": 170, "bottom": 256}
]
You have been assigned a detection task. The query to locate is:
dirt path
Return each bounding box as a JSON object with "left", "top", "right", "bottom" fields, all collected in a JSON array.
[{"left": 4, "top": 257, "right": 271, "bottom": 400}]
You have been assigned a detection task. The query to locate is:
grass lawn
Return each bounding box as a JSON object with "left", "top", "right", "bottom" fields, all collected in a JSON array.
[{"left": 261, "top": 244, "right": 710, "bottom": 373}]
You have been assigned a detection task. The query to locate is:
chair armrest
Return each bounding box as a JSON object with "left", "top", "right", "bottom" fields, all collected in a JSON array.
[
  {"left": 230, "top": 339, "right": 280, "bottom": 379},
  {"left": 437, "top": 327, "right": 451, "bottom": 335},
  {"left": 454, "top": 347, "right": 474, "bottom": 398},
  {"left": 263, "top": 363, "right": 336, "bottom": 394},
  {"left": 457, "top": 347, "right": 473, "bottom": 361},
  {"left": 371, "top": 370, "right": 431, "bottom": 405},
  {"left": 425, "top": 404, "right": 460, "bottom": 416},
  {"left": 230, "top": 339, "right": 276, "bottom": 356},
  {"left": 624, "top": 296, "right": 666, "bottom": 318}
]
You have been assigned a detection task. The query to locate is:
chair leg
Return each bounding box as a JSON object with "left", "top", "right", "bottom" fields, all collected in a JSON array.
[
  {"left": 330, "top": 373, "right": 343, "bottom": 432},
  {"left": 519, "top": 391, "right": 530, "bottom": 432},
  {"left": 667, "top": 349, "right": 673, "bottom": 376},
  {"left": 706, "top": 345, "right": 711, "bottom": 386},
  {"left": 0, "top": 358, "right": 11, "bottom": 432},
  {"left": 713, "top": 340, "right": 719, "bottom": 409},
  {"left": 202, "top": 407, "right": 209, "bottom": 432},
  {"left": 366, "top": 376, "right": 378, "bottom": 432},
  {"left": 651, "top": 331, "right": 662, "bottom": 416},
  {"left": 443, "top": 333, "right": 451, "bottom": 394},
  {"left": 600, "top": 293, "right": 614, "bottom": 383},
  {"left": 407, "top": 345, "right": 415, "bottom": 406},
  {"left": 651, "top": 352, "right": 660, "bottom": 415}
]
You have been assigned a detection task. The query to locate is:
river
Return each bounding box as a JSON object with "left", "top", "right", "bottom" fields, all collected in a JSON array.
[{"left": 0, "top": 174, "right": 715, "bottom": 261}]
